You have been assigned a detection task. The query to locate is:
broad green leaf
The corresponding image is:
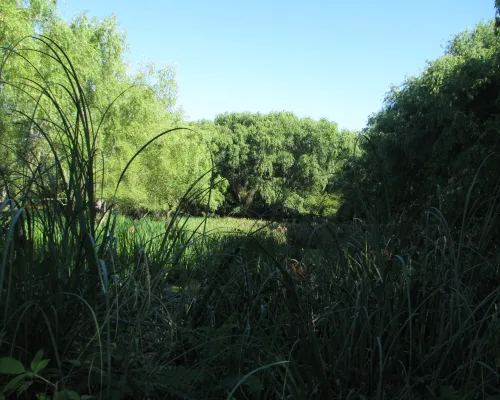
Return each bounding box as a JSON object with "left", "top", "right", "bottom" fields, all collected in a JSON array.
[
  {"left": 32, "top": 359, "right": 50, "bottom": 373},
  {"left": 30, "top": 350, "right": 44, "bottom": 370},
  {"left": 16, "top": 380, "right": 33, "bottom": 395},
  {"left": 0, "top": 357, "right": 25, "bottom": 375},
  {"left": 3, "top": 374, "right": 26, "bottom": 393}
]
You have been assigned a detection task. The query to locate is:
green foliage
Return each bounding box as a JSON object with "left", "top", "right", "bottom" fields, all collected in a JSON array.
[
  {"left": 0, "top": 351, "right": 87, "bottom": 400},
  {"left": 2, "top": 3, "right": 500, "bottom": 400},
  {"left": 0, "top": 0, "right": 57, "bottom": 46},
  {"left": 210, "top": 111, "right": 353, "bottom": 218},
  {"left": 338, "top": 20, "right": 500, "bottom": 227},
  {"left": 0, "top": 1, "right": 223, "bottom": 216}
]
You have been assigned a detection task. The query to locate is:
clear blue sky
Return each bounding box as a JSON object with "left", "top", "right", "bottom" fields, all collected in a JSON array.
[{"left": 59, "top": 0, "right": 495, "bottom": 131}]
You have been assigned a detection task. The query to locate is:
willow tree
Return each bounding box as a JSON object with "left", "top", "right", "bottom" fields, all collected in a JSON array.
[
  {"left": 211, "top": 112, "right": 350, "bottom": 218},
  {"left": 0, "top": 2, "right": 212, "bottom": 214}
]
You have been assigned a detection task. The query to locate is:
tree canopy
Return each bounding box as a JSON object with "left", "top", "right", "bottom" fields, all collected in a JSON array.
[
  {"left": 337, "top": 19, "right": 500, "bottom": 229},
  {"left": 210, "top": 111, "right": 355, "bottom": 218},
  {"left": 0, "top": 0, "right": 228, "bottom": 216}
]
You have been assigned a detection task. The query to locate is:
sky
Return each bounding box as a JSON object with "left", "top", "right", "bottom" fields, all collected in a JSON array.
[{"left": 58, "top": 0, "right": 495, "bottom": 131}]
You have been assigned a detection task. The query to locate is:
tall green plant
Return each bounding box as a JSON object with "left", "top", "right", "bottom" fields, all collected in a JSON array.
[{"left": 0, "top": 34, "right": 222, "bottom": 398}]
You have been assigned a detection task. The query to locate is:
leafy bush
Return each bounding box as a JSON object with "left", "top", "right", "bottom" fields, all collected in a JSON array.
[{"left": 338, "top": 20, "right": 500, "bottom": 229}]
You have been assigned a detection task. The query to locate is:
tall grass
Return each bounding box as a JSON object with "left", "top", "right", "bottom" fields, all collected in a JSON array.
[{"left": 1, "top": 35, "right": 500, "bottom": 400}]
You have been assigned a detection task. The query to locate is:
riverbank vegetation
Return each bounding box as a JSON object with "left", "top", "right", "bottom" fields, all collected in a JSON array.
[{"left": 1, "top": 1, "right": 500, "bottom": 399}]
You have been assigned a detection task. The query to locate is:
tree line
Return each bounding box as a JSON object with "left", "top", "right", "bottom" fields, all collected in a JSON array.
[
  {"left": 2, "top": 0, "right": 500, "bottom": 227},
  {"left": 0, "top": 0, "right": 356, "bottom": 220}
]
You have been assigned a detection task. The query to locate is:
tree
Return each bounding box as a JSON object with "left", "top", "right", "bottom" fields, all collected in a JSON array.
[
  {"left": 338, "top": 20, "right": 500, "bottom": 226},
  {"left": 210, "top": 112, "right": 349, "bottom": 218},
  {"left": 1, "top": 3, "right": 221, "bottom": 215}
]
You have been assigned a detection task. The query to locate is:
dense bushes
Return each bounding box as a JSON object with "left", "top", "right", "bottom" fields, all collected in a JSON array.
[{"left": 338, "top": 21, "right": 500, "bottom": 228}]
